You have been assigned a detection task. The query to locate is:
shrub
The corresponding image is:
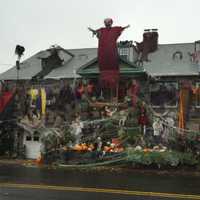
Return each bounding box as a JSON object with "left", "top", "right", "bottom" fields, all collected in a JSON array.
[{"left": 126, "top": 149, "right": 198, "bottom": 168}]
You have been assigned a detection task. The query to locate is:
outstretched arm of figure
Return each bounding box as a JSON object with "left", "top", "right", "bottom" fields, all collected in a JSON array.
[
  {"left": 88, "top": 27, "right": 98, "bottom": 37},
  {"left": 123, "top": 25, "right": 130, "bottom": 30}
]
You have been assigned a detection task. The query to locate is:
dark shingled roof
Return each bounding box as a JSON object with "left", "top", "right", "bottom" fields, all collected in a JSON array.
[
  {"left": 0, "top": 43, "right": 199, "bottom": 80},
  {"left": 143, "top": 43, "right": 199, "bottom": 76}
]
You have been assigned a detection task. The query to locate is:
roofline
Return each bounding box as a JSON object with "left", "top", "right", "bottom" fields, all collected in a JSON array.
[
  {"left": 157, "top": 42, "right": 195, "bottom": 46},
  {"left": 149, "top": 73, "right": 199, "bottom": 77},
  {"left": 66, "top": 42, "right": 196, "bottom": 51},
  {"left": 66, "top": 41, "right": 197, "bottom": 50},
  {"left": 66, "top": 47, "right": 98, "bottom": 51}
]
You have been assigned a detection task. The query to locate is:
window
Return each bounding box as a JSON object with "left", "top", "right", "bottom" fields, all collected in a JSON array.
[
  {"left": 118, "top": 47, "right": 129, "bottom": 60},
  {"left": 26, "top": 136, "right": 32, "bottom": 141},
  {"left": 33, "top": 132, "right": 40, "bottom": 142},
  {"left": 33, "top": 136, "right": 40, "bottom": 141},
  {"left": 150, "top": 82, "right": 178, "bottom": 107}
]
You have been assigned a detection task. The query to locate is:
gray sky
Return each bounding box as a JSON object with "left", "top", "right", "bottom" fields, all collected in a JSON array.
[{"left": 0, "top": 0, "right": 200, "bottom": 73}]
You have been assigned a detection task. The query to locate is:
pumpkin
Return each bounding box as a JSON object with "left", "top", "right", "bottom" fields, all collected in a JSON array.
[
  {"left": 88, "top": 144, "right": 94, "bottom": 151},
  {"left": 104, "top": 146, "right": 112, "bottom": 152},
  {"left": 143, "top": 148, "right": 151, "bottom": 153},
  {"left": 36, "top": 154, "right": 43, "bottom": 165},
  {"left": 73, "top": 144, "right": 82, "bottom": 151},
  {"left": 81, "top": 143, "right": 88, "bottom": 151},
  {"left": 115, "top": 147, "right": 124, "bottom": 152}
]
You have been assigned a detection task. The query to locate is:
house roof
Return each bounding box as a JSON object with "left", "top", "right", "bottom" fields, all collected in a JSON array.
[
  {"left": 44, "top": 48, "right": 97, "bottom": 79},
  {"left": 143, "top": 43, "right": 199, "bottom": 76},
  {"left": 0, "top": 42, "right": 199, "bottom": 80},
  {"left": 0, "top": 52, "right": 43, "bottom": 80},
  {"left": 0, "top": 47, "right": 74, "bottom": 80}
]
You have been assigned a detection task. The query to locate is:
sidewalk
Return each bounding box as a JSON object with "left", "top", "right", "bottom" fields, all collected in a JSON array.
[{"left": 0, "top": 159, "right": 37, "bottom": 166}]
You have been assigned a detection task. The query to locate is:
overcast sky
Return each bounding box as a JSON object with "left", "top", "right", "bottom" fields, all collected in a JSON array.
[{"left": 0, "top": 0, "right": 200, "bottom": 73}]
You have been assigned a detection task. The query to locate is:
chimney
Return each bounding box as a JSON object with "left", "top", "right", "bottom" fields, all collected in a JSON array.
[
  {"left": 194, "top": 40, "right": 200, "bottom": 52},
  {"left": 143, "top": 29, "right": 158, "bottom": 52}
]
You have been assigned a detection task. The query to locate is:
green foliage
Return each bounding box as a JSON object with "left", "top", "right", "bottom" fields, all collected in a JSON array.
[
  {"left": 126, "top": 149, "right": 198, "bottom": 168},
  {"left": 80, "top": 101, "right": 89, "bottom": 112},
  {"left": 103, "top": 121, "right": 115, "bottom": 130},
  {"left": 141, "top": 152, "right": 153, "bottom": 165},
  {"left": 63, "top": 127, "right": 75, "bottom": 145},
  {"left": 168, "top": 129, "right": 178, "bottom": 144},
  {"left": 186, "top": 131, "right": 200, "bottom": 143},
  {"left": 127, "top": 150, "right": 143, "bottom": 164},
  {"left": 149, "top": 151, "right": 166, "bottom": 166},
  {"left": 118, "top": 128, "right": 126, "bottom": 138},
  {"left": 118, "top": 128, "right": 142, "bottom": 145},
  {"left": 164, "top": 151, "right": 179, "bottom": 167},
  {"left": 181, "top": 152, "right": 199, "bottom": 165}
]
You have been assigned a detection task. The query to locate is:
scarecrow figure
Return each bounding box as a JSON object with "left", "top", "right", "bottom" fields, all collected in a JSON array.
[{"left": 88, "top": 18, "right": 130, "bottom": 89}]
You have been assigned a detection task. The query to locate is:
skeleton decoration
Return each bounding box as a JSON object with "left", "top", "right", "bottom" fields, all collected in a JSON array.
[{"left": 70, "top": 115, "right": 84, "bottom": 144}]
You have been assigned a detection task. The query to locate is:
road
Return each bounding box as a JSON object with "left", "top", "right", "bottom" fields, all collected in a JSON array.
[{"left": 0, "top": 164, "right": 200, "bottom": 200}]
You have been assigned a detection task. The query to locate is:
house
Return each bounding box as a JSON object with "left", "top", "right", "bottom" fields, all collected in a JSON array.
[
  {"left": 0, "top": 34, "right": 200, "bottom": 129},
  {"left": 142, "top": 41, "right": 200, "bottom": 130}
]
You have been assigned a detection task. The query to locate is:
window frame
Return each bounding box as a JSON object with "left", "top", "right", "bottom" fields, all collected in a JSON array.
[
  {"left": 26, "top": 136, "right": 32, "bottom": 141},
  {"left": 118, "top": 47, "right": 129, "bottom": 60}
]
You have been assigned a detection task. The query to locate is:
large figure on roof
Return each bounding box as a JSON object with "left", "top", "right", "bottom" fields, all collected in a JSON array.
[{"left": 88, "top": 18, "right": 130, "bottom": 89}]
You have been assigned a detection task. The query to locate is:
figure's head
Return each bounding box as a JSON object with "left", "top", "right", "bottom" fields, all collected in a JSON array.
[{"left": 104, "top": 18, "right": 113, "bottom": 28}]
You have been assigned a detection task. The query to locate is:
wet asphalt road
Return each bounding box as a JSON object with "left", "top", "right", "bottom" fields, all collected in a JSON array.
[
  {"left": 0, "top": 164, "right": 200, "bottom": 200},
  {"left": 0, "top": 188, "right": 176, "bottom": 200}
]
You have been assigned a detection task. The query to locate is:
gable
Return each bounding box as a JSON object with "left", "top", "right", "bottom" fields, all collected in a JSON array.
[
  {"left": 32, "top": 48, "right": 74, "bottom": 79},
  {"left": 77, "top": 57, "right": 145, "bottom": 78}
]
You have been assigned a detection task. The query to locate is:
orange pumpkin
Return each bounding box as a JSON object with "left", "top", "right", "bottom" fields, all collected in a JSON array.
[
  {"left": 81, "top": 143, "right": 88, "bottom": 151},
  {"left": 36, "top": 155, "right": 43, "bottom": 165},
  {"left": 143, "top": 148, "right": 151, "bottom": 153},
  {"left": 104, "top": 146, "right": 111, "bottom": 152},
  {"left": 73, "top": 144, "right": 82, "bottom": 151}
]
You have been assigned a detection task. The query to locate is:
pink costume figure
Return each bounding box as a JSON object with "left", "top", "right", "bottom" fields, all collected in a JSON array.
[{"left": 88, "top": 18, "right": 130, "bottom": 89}]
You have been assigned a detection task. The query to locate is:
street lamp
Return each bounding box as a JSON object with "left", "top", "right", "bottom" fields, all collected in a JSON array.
[{"left": 15, "top": 45, "right": 25, "bottom": 81}]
